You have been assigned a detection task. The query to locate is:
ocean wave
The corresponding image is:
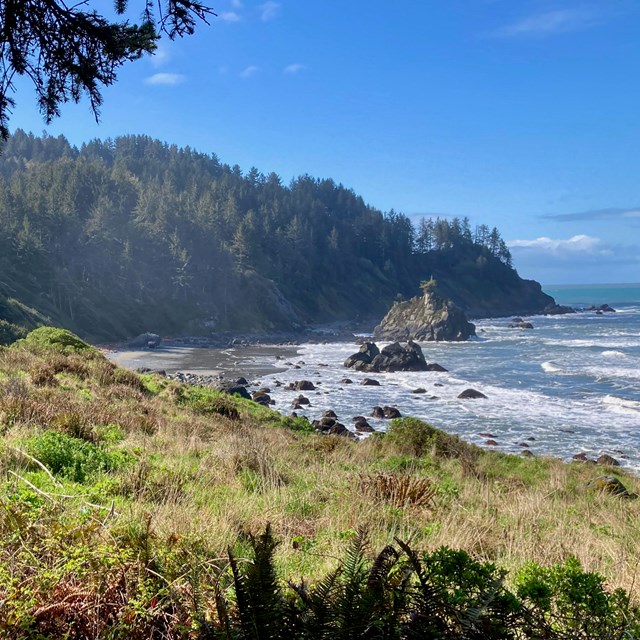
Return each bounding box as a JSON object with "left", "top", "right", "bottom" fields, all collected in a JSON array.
[
  {"left": 542, "top": 338, "right": 640, "bottom": 349},
  {"left": 541, "top": 361, "right": 563, "bottom": 373},
  {"left": 601, "top": 350, "right": 626, "bottom": 358},
  {"left": 581, "top": 366, "right": 640, "bottom": 382},
  {"left": 602, "top": 395, "right": 640, "bottom": 414}
]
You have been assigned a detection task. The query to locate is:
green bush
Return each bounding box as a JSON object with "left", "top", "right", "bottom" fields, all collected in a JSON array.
[
  {"left": 385, "top": 417, "right": 437, "bottom": 456},
  {"left": 25, "top": 431, "right": 130, "bottom": 483},
  {"left": 385, "top": 417, "right": 477, "bottom": 462},
  {"left": 15, "top": 326, "right": 102, "bottom": 357},
  {"left": 515, "top": 556, "right": 640, "bottom": 638},
  {"left": 174, "top": 385, "right": 240, "bottom": 419}
]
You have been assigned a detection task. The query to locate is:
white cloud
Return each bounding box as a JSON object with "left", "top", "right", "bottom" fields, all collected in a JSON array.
[
  {"left": 231, "top": 0, "right": 243, "bottom": 7},
  {"left": 259, "top": 1, "right": 281, "bottom": 21},
  {"left": 493, "top": 9, "right": 599, "bottom": 38},
  {"left": 509, "top": 234, "right": 613, "bottom": 257},
  {"left": 240, "top": 65, "right": 260, "bottom": 78},
  {"left": 622, "top": 210, "right": 640, "bottom": 218},
  {"left": 144, "top": 72, "right": 185, "bottom": 86},
  {"left": 220, "top": 10, "right": 241, "bottom": 22},
  {"left": 284, "top": 63, "right": 305, "bottom": 74},
  {"left": 151, "top": 42, "right": 171, "bottom": 67}
]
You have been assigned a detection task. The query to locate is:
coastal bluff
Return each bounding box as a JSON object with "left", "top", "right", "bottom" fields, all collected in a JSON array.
[{"left": 374, "top": 279, "right": 476, "bottom": 342}]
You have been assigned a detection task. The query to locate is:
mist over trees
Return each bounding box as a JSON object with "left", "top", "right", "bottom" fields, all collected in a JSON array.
[{"left": 0, "top": 130, "right": 520, "bottom": 340}]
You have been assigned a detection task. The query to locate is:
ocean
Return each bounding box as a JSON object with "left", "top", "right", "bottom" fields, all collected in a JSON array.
[
  {"left": 111, "top": 283, "right": 640, "bottom": 471},
  {"left": 248, "top": 283, "right": 640, "bottom": 471}
]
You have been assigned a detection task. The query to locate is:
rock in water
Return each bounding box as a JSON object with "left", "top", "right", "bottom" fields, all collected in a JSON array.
[
  {"left": 373, "top": 279, "right": 475, "bottom": 342},
  {"left": 343, "top": 342, "right": 380, "bottom": 370},
  {"left": 370, "top": 341, "right": 428, "bottom": 372},
  {"left": 458, "top": 388, "right": 487, "bottom": 399},
  {"left": 344, "top": 341, "right": 429, "bottom": 372}
]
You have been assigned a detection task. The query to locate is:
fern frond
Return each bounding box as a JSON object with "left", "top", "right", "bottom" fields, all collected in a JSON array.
[
  {"left": 227, "top": 525, "right": 287, "bottom": 640},
  {"left": 367, "top": 545, "right": 400, "bottom": 593},
  {"left": 395, "top": 537, "right": 451, "bottom": 639}
]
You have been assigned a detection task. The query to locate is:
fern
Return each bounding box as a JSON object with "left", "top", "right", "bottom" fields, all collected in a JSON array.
[
  {"left": 227, "top": 525, "right": 288, "bottom": 640},
  {"left": 332, "top": 527, "right": 370, "bottom": 638},
  {"left": 289, "top": 568, "right": 343, "bottom": 638}
]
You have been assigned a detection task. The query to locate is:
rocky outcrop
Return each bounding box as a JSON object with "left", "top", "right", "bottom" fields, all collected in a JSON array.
[
  {"left": 373, "top": 280, "right": 475, "bottom": 342},
  {"left": 128, "top": 332, "right": 162, "bottom": 348},
  {"left": 425, "top": 246, "right": 556, "bottom": 318},
  {"left": 586, "top": 476, "right": 636, "bottom": 498},
  {"left": 344, "top": 341, "right": 430, "bottom": 372},
  {"left": 585, "top": 304, "right": 616, "bottom": 313},
  {"left": 510, "top": 321, "right": 534, "bottom": 329},
  {"left": 544, "top": 304, "right": 575, "bottom": 315},
  {"left": 344, "top": 342, "right": 380, "bottom": 370}
]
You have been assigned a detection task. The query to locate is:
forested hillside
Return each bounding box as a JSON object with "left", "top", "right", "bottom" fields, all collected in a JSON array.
[{"left": 0, "top": 130, "right": 552, "bottom": 341}]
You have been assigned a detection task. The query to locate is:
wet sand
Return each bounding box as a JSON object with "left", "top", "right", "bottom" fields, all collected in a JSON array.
[{"left": 107, "top": 344, "right": 301, "bottom": 378}]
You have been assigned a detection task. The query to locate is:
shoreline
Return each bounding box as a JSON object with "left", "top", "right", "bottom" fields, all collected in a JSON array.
[{"left": 106, "top": 343, "right": 305, "bottom": 379}]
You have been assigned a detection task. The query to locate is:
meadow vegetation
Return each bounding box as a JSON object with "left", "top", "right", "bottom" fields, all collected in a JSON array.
[{"left": 1, "top": 328, "right": 640, "bottom": 637}]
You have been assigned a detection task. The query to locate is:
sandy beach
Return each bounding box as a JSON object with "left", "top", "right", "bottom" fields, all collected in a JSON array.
[{"left": 107, "top": 343, "right": 301, "bottom": 378}]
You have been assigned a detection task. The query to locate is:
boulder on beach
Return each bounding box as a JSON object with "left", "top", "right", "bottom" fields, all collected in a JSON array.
[
  {"left": 251, "top": 391, "right": 271, "bottom": 406},
  {"left": 596, "top": 454, "right": 620, "bottom": 467},
  {"left": 584, "top": 304, "right": 616, "bottom": 313},
  {"left": 383, "top": 406, "right": 401, "bottom": 419},
  {"left": 354, "top": 419, "right": 374, "bottom": 432},
  {"left": 510, "top": 322, "right": 534, "bottom": 329},
  {"left": 216, "top": 381, "right": 251, "bottom": 400},
  {"left": 344, "top": 342, "right": 380, "bottom": 370},
  {"left": 586, "top": 476, "right": 636, "bottom": 498},
  {"left": 371, "top": 406, "right": 385, "bottom": 419},
  {"left": 128, "top": 332, "right": 162, "bottom": 348}
]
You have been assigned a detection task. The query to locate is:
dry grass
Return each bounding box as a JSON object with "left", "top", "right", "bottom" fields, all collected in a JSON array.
[{"left": 2, "top": 341, "right": 640, "bottom": 607}]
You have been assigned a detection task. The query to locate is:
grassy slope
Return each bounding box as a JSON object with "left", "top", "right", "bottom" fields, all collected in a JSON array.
[{"left": 1, "top": 329, "right": 640, "bottom": 636}]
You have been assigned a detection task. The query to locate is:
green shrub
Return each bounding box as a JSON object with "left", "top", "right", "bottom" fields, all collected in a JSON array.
[
  {"left": 385, "top": 417, "right": 436, "bottom": 456},
  {"left": 385, "top": 417, "right": 479, "bottom": 463},
  {"left": 515, "top": 556, "right": 640, "bottom": 638},
  {"left": 174, "top": 385, "right": 240, "bottom": 419},
  {"left": 25, "top": 431, "right": 130, "bottom": 483},
  {"left": 15, "top": 326, "right": 102, "bottom": 358}
]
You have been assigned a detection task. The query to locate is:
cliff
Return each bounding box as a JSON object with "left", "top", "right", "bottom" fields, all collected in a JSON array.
[{"left": 423, "top": 246, "right": 555, "bottom": 318}]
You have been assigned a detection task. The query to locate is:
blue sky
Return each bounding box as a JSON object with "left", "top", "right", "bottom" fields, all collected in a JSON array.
[{"left": 9, "top": 0, "right": 640, "bottom": 285}]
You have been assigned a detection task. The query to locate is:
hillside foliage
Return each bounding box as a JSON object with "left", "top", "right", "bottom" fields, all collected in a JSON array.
[{"left": 0, "top": 130, "right": 536, "bottom": 340}]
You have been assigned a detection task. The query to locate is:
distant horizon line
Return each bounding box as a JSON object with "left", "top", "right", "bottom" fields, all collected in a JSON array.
[{"left": 542, "top": 282, "right": 640, "bottom": 289}]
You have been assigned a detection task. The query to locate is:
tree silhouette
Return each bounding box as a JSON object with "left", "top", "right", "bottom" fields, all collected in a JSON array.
[{"left": 0, "top": 1, "right": 214, "bottom": 139}]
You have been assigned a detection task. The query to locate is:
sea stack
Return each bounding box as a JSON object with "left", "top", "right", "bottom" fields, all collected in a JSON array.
[{"left": 374, "top": 278, "right": 476, "bottom": 342}]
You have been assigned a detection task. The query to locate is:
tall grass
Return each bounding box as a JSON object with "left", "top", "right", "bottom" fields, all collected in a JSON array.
[{"left": 1, "top": 332, "right": 640, "bottom": 636}]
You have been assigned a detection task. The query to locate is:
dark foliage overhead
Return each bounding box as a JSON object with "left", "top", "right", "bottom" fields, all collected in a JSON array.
[{"left": 0, "top": 1, "right": 214, "bottom": 139}]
